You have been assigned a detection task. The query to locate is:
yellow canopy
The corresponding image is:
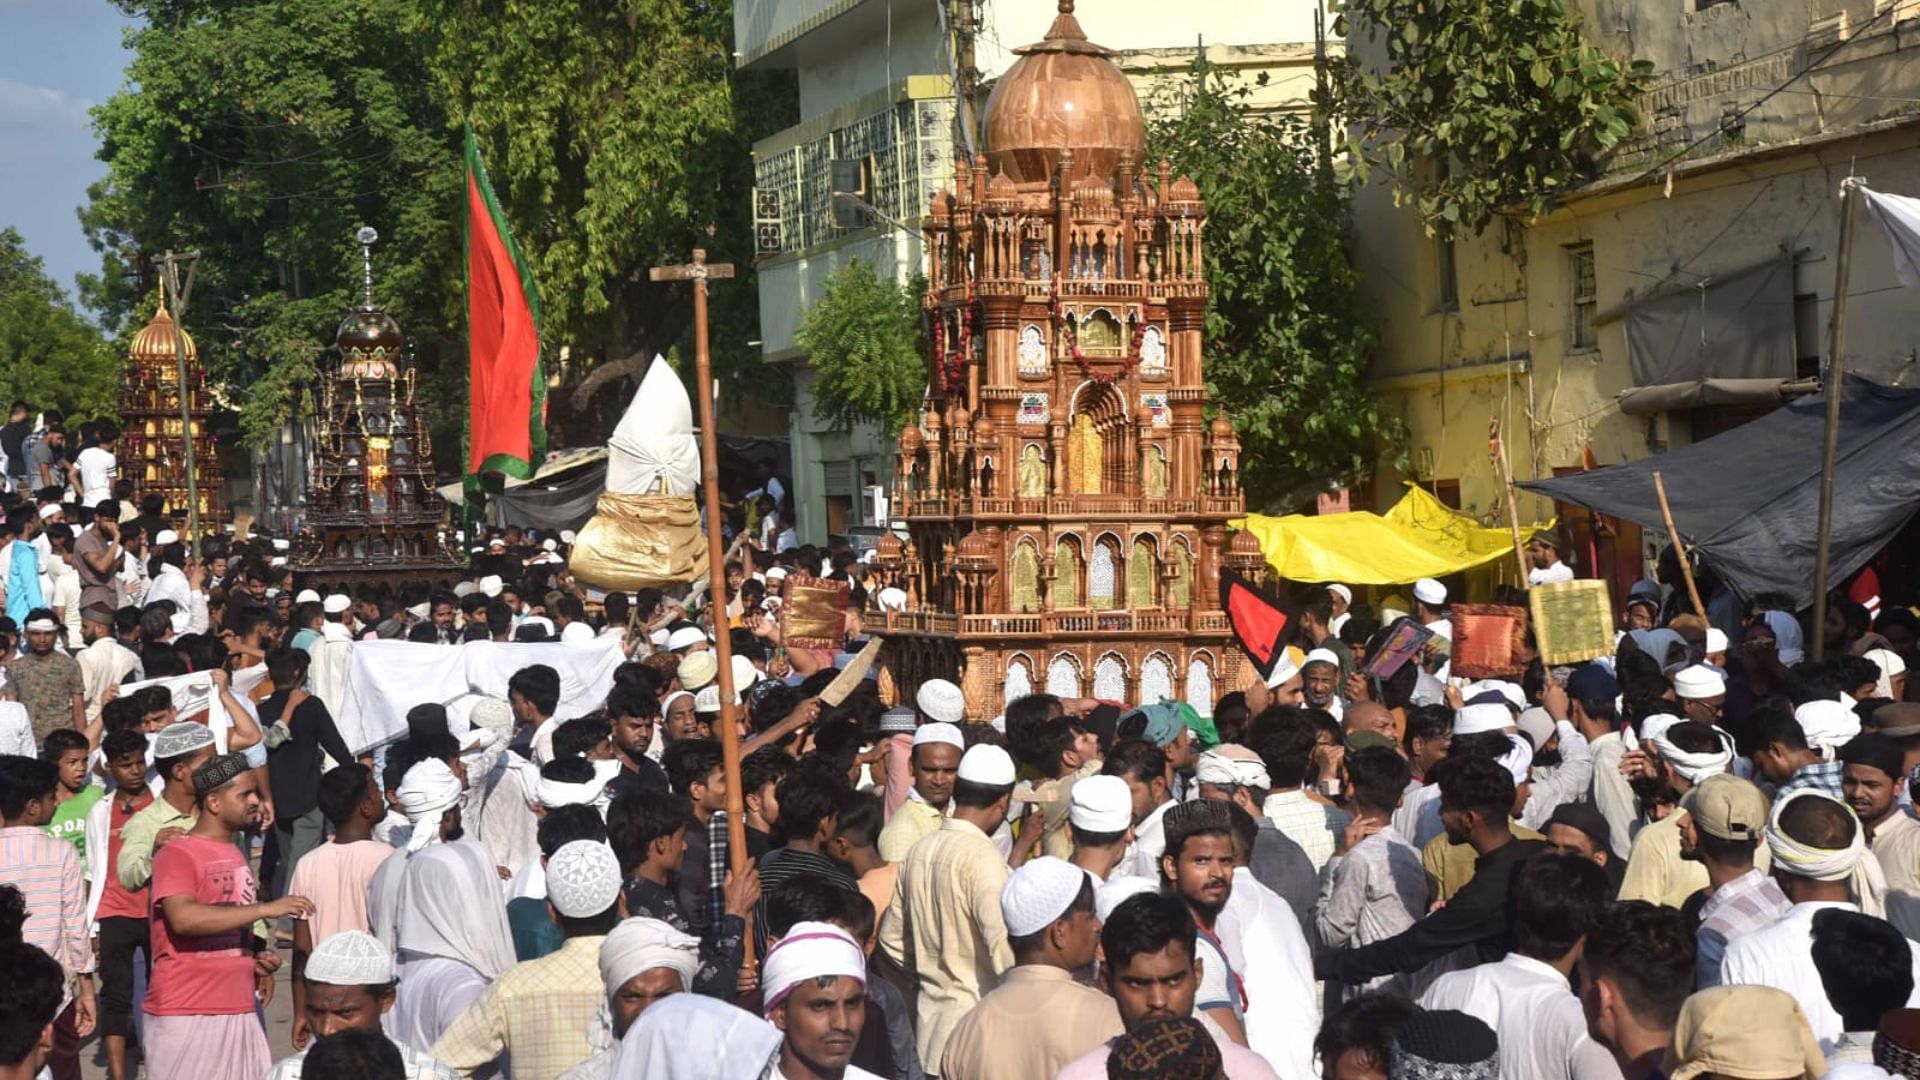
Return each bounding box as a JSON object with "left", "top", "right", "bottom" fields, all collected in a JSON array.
[{"left": 1231, "top": 484, "right": 1551, "bottom": 586}]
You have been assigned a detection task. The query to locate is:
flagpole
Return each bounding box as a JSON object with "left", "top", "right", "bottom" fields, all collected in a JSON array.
[{"left": 1812, "top": 178, "right": 1862, "bottom": 663}]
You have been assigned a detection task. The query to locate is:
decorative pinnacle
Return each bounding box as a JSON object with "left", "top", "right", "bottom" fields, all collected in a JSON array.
[{"left": 356, "top": 226, "right": 379, "bottom": 308}]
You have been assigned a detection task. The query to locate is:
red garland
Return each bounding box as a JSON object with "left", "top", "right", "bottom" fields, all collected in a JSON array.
[
  {"left": 934, "top": 289, "right": 979, "bottom": 395},
  {"left": 1050, "top": 298, "right": 1145, "bottom": 386}
]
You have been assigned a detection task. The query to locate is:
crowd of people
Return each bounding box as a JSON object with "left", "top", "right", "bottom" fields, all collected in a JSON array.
[{"left": 4, "top": 407, "right": 1920, "bottom": 1079}]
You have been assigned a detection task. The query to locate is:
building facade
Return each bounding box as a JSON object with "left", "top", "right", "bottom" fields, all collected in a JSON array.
[
  {"left": 1352, "top": 0, "right": 1920, "bottom": 584},
  {"left": 736, "top": 0, "right": 1327, "bottom": 545}
]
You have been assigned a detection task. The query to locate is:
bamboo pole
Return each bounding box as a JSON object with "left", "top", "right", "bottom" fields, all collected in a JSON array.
[
  {"left": 1812, "top": 178, "right": 1862, "bottom": 663},
  {"left": 1490, "top": 418, "right": 1529, "bottom": 584},
  {"left": 1653, "top": 470, "right": 1706, "bottom": 619}
]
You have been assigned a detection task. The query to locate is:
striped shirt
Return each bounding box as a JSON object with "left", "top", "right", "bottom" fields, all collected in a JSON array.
[
  {"left": 0, "top": 824, "right": 94, "bottom": 991},
  {"left": 1696, "top": 867, "right": 1792, "bottom": 988}
]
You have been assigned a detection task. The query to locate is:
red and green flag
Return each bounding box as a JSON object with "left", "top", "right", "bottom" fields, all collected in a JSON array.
[{"left": 464, "top": 126, "right": 546, "bottom": 483}]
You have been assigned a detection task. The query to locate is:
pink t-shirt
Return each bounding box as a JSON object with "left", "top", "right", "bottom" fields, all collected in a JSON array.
[
  {"left": 287, "top": 839, "right": 391, "bottom": 945},
  {"left": 146, "top": 834, "right": 258, "bottom": 1016}
]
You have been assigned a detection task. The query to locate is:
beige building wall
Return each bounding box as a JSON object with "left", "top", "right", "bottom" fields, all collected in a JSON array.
[{"left": 1353, "top": 1, "right": 1920, "bottom": 535}]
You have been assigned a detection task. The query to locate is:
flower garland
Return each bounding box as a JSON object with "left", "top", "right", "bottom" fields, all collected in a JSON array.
[
  {"left": 1050, "top": 297, "right": 1146, "bottom": 386},
  {"left": 932, "top": 287, "right": 980, "bottom": 395}
]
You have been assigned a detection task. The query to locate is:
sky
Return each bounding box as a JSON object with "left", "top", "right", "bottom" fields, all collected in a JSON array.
[{"left": 0, "top": 0, "right": 137, "bottom": 301}]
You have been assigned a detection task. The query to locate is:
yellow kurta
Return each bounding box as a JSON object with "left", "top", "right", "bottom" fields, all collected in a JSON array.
[
  {"left": 878, "top": 797, "right": 943, "bottom": 863},
  {"left": 939, "top": 965, "right": 1124, "bottom": 1080}
]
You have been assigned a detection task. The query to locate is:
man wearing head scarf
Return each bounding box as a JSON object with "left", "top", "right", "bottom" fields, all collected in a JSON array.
[
  {"left": 434, "top": 840, "right": 624, "bottom": 1077},
  {"left": 385, "top": 840, "right": 516, "bottom": 1054},
  {"left": 366, "top": 757, "right": 467, "bottom": 957},
  {"left": 555, "top": 917, "right": 700, "bottom": 1080},
  {"left": 1664, "top": 985, "right": 1826, "bottom": 1080},
  {"left": 1721, "top": 789, "right": 1920, "bottom": 1047},
  {"left": 1842, "top": 733, "right": 1920, "bottom": 939},
  {"left": 265, "top": 931, "right": 457, "bottom": 1079},
  {"left": 144, "top": 753, "right": 314, "bottom": 1080},
  {"left": 1619, "top": 719, "right": 1751, "bottom": 910},
  {"left": 612, "top": 994, "right": 782, "bottom": 1080},
  {"left": 761, "top": 921, "right": 884, "bottom": 1080}
]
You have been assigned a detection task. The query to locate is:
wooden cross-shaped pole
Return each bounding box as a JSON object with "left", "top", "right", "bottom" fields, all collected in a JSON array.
[{"left": 648, "top": 249, "right": 752, "bottom": 958}]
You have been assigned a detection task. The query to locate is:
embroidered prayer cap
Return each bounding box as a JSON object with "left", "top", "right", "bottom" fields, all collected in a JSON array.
[
  {"left": 1071, "top": 775, "right": 1134, "bottom": 834},
  {"left": 1106, "top": 1017, "right": 1221, "bottom": 1079},
  {"left": 547, "top": 840, "right": 623, "bottom": 919},
  {"left": 1874, "top": 1008, "right": 1920, "bottom": 1076},
  {"left": 1413, "top": 578, "right": 1448, "bottom": 606},
  {"left": 1161, "top": 798, "right": 1232, "bottom": 862},
  {"left": 912, "top": 721, "right": 965, "bottom": 751},
  {"left": 677, "top": 651, "right": 718, "bottom": 691},
  {"left": 1665, "top": 985, "right": 1825, "bottom": 1080},
  {"left": 1389, "top": 1008, "right": 1499, "bottom": 1080},
  {"left": 1672, "top": 664, "right": 1728, "bottom": 700},
  {"left": 879, "top": 706, "right": 919, "bottom": 735},
  {"left": 915, "top": 678, "right": 967, "bottom": 724},
  {"left": 956, "top": 743, "right": 1015, "bottom": 787},
  {"left": 693, "top": 685, "right": 722, "bottom": 715},
  {"left": 304, "top": 930, "right": 395, "bottom": 986},
  {"left": 152, "top": 721, "right": 216, "bottom": 759},
  {"left": 469, "top": 697, "right": 514, "bottom": 730},
  {"left": 191, "top": 751, "right": 251, "bottom": 796},
  {"left": 1001, "top": 856, "right": 1089, "bottom": 937},
  {"left": 1681, "top": 773, "right": 1769, "bottom": 842}
]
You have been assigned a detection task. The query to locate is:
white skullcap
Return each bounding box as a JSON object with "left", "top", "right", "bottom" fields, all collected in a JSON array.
[
  {"left": 537, "top": 760, "right": 619, "bottom": 809},
  {"left": 876, "top": 587, "right": 908, "bottom": 613},
  {"left": 1795, "top": 698, "right": 1862, "bottom": 759},
  {"left": 1070, "top": 775, "right": 1133, "bottom": 833},
  {"left": 1413, "top": 578, "right": 1447, "bottom": 606},
  {"left": 37, "top": 503, "right": 62, "bottom": 520},
  {"left": 1094, "top": 876, "right": 1160, "bottom": 923},
  {"left": 272, "top": 538, "right": 292, "bottom": 551},
  {"left": 543, "top": 538, "right": 558, "bottom": 552},
  {"left": 1302, "top": 648, "right": 1341, "bottom": 671},
  {"left": 649, "top": 628, "right": 670, "bottom": 647},
  {"left": 270, "top": 556, "right": 288, "bottom": 567},
  {"left": 677, "top": 651, "right": 718, "bottom": 690},
  {"left": 764, "top": 566, "right": 789, "bottom": 581},
  {"left": 295, "top": 589, "right": 322, "bottom": 604},
  {"left": 519, "top": 615, "right": 556, "bottom": 639},
  {"left": 407, "top": 602, "right": 430, "bottom": 620},
  {"left": 397, "top": 759, "right": 463, "bottom": 851},
  {"left": 561, "top": 622, "right": 595, "bottom": 645},
  {"left": 489, "top": 537, "right": 507, "bottom": 550},
  {"left": 1705, "top": 628, "right": 1730, "bottom": 654},
  {"left": 154, "top": 528, "right": 180, "bottom": 546},
  {"left": 1498, "top": 732, "right": 1534, "bottom": 785},
  {"left": 304, "top": 930, "right": 394, "bottom": 985},
  {"left": 916, "top": 679, "right": 966, "bottom": 724},
  {"left": 547, "top": 840, "right": 623, "bottom": 918},
  {"left": 470, "top": 697, "right": 514, "bottom": 730},
  {"left": 666, "top": 626, "right": 708, "bottom": 652},
  {"left": 956, "top": 743, "right": 1016, "bottom": 787},
  {"left": 731, "top": 655, "right": 762, "bottom": 692},
  {"left": 560, "top": 529, "right": 577, "bottom": 544},
  {"left": 322, "top": 594, "right": 351, "bottom": 614},
  {"left": 879, "top": 707, "right": 918, "bottom": 735},
  {"left": 601, "top": 917, "right": 700, "bottom": 996},
  {"left": 1453, "top": 702, "right": 1512, "bottom": 736},
  {"left": 693, "top": 685, "right": 722, "bottom": 715},
  {"left": 1194, "top": 744, "right": 1271, "bottom": 790},
  {"left": 152, "top": 721, "right": 216, "bottom": 759},
  {"left": 1466, "top": 680, "right": 1525, "bottom": 712},
  {"left": 479, "top": 574, "right": 504, "bottom": 597},
  {"left": 1001, "top": 856, "right": 1090, "bottom": 937},
  {"left": 453, "top": 581, "right": 478, "bottom": 598},
  {"left": 761, "top": 921, "right": 866, "bottom": 1016},
  {"left": 1672, "top": 664, "right": 1727, "bottom": 700},
  {"left": 912, "top": 722, "right": 965, "bottom": 750},
  {"left": 1264, "top": 647, "right": 1302, "bottom": 690},
  {"left": 1327, "top": 584, "right": 1352, "bottom": 604},
  {"left": 1865, "top": 648, "right": 1907, "bottom": 700}
]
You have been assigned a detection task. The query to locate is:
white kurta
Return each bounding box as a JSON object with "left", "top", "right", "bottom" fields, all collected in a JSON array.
[
  {"left": 1420, "top": 952, "right": 1622, "bottom": 1080},
  {"left": 1720, "top": 900, "right": 1920, "bottom": 1051}
]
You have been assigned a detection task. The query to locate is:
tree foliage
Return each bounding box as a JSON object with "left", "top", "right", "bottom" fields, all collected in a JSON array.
[
  {"left": 1147, "top": 60, "right": 1398, "bottom": 510},
  {"left": 0, "top": 229, "right": 121, "bottom": 421},
  {"left": 796, "top": 263, "right": 927, "bottom": 439},
  {"left": 1326, "top": 0, "right": 1654, "bottom": 236}
]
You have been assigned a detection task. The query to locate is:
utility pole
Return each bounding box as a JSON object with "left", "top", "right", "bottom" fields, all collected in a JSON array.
[
  {"left": 950, "top": 0, "right": 982, "bottom": 157},
  {"left": 155, "top": 250, "right": 204, "bottom": 561},
  {"left": 1811, "top": 177, "right": 1863, "bottom": 662},
  {"left": 648, "top": 249, "right": 750, "bottom": 958}
]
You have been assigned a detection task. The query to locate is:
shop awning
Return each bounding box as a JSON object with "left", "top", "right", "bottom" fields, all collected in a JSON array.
[
  {"left": 1232, "top": 485, "right": 1552, "bottom": 585},
  {"left": 1617, "top": 378, "right": 1816, "bottom": 416}
]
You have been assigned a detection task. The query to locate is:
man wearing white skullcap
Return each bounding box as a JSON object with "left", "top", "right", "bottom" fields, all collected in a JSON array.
[
  {"left": 558, "top": 917, "right": 701, "bottom": 1080},
  {"left": 1721, "top": 790, "right": 1920, "bottom": 1046},
  {"left": 941, "top": 858, "right": 1120, "bottom": 1079},
  {"left": 915, "top": 678, "right": 967, "bottom": 725},
  {"left": 1067, "top": 774, "right": 1135, "bottom": 885},
  {"left": 878, "top": 743, "right": 1019, "bottom": 1068},
  {"left": 1301, "top": 647, "right": 1346, "bottom": 720},
  {"left": 759, "top": 922, "right": 882, "bottom": 1080},
  {"left": 665, "top": 625, "right": 708, "bottom": 655},
  {"left": 878, "top": 721, "right": 964, "bottom": 862},
  {"left": 1414, "top": 577, "right": 1452, "bottom": 642},
  {"left": 266, "top": 931, "right": 457, "bottom": 1079},
  {"left": 433, "top": 840, "right": 623, "bottom": 1077}
]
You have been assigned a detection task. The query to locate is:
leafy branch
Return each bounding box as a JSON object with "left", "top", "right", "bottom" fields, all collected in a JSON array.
[{"left": 796, "top": 263, "right": 927, "bottom": 439}]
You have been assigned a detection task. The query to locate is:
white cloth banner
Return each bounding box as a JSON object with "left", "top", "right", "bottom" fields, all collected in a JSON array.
[
  {"left": 1863, "top": 186, "right": 1920, "bottom": 289},
  {"left": 337, "top": 636, "right": 625, "bottom": 754},
  {"left": 605, "top": 355, "right": 700, "bottom": 496}
]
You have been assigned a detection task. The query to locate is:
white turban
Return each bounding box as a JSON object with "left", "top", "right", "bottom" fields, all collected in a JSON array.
[
  {"left": 1766, "top": 788, "right": 1886, "bottom": 917},
  {"left": 397, "top": 759, "right": 463, "bottom": 851},
  {"left": 761, "top": 921, "right": 866, "bottom": 1016},
  {"left": 1795, "top": 698, "right": 1862, "bottom": 761},
  {"left": 1194, "top": 745, "right": 1270, "bottom": 790},
  {"left": 587, "top": 917, "right": 704, "bottom": 1053},
  {"left": 1652, "top": 725, "right": 1735, "bottom": 784},
  {"left": 1865, "top": 648, "right": 1907, "bottom": 700},
  {"left": 1453, "top": 702, "right": 1511, "bottom": 736},
  {"left": 1497, "top": 733, "right": 1534, "bottom": 786},
  {"left": 536, "top": 759, "right": 619, "bottom": 810}
]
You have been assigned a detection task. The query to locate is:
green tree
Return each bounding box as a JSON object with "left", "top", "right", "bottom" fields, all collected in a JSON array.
[
  {"left": 1327, "top": 0, "right": 1653, "bottom": 236},
  {"left": 796, "top": 263, "right": 927, "bottom": 438},
  {"left": 1147, "top": 60, "right": 1398, "bottom": 510},
  {"left": 0, "top": 229, "right": 120, "bottom": 420}
]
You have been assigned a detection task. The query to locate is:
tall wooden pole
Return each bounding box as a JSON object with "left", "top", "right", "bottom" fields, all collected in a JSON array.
[
  {"left": 1652, "top": 471, "right": 1706, "bottom": 618},
  {"left": 1489, "top": 417, "right": 1529, "bottom": 584},
  {"left": 156, "top": 251, "right": 203, "bottom": 561},
  {"left": 1812, "top": 178, "right": 1862, "bottom": 663},
  {"left": 648, "top": 249, "right": 748, "bottom": 956}
]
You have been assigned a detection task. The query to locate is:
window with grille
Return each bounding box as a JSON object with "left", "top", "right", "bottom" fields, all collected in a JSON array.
[{"left": 1569, "top": 244, "right": 1597, "bottom": 351}]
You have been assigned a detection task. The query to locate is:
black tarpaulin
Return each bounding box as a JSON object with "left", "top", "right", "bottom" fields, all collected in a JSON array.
[
  {"left": 1624, "top": 256, "right": 1796, "bottom": 387},
  {"left": 1519, "top": 376, "right": 1920, "bottom": 607}
]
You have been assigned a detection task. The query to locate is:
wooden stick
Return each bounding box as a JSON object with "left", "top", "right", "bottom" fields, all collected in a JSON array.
[
  {"left": 1489, "top": 418, "right": 1530, "bottom": 585},
  {"left": 1653, "top": 470, "right": 1707, "bottom": 618}
]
